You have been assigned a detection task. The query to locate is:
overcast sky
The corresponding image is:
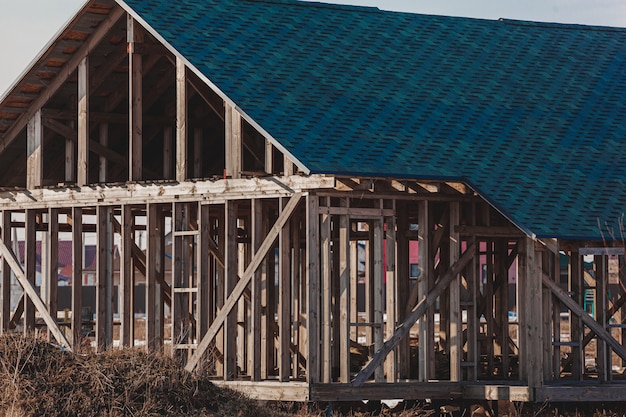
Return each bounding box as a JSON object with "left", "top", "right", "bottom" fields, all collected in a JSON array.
[{"left": 1, "top": 0, "right": 625, "bottom": 96}]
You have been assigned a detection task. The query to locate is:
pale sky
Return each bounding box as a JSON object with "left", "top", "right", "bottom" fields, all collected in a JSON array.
[{"left": 1, "top": 0, "right": 625, "bottom": 96}]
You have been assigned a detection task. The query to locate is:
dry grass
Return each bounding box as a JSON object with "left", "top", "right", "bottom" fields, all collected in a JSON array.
[{"left": 0, "top": 334, "right": 280, "bottom": 417}]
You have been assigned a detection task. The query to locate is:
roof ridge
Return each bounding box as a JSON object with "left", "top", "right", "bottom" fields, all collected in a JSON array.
[
  {"left": 499, "top": 17, "right": 626, "bottom": 32},
  {"left": 241, "top": 0, "right": 381, "bottom": 13}
]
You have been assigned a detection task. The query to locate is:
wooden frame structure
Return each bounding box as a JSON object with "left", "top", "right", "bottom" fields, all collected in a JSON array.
[{"left": 1, "top": 0, "right": 626, "bottom": 405}]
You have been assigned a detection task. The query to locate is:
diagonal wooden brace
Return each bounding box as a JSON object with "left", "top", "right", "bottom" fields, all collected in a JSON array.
[
  {"left": 542, "top": 273, "right": 626, "bottom": 362},
  {"left": 352, "top": 241, "right": 476, "bottom": 386},
  {"left": 0, "top": 239, "right": 71, "bottom": 349},
  {"left": 185, "top": 192, "right": 303, "bottom": 372}
]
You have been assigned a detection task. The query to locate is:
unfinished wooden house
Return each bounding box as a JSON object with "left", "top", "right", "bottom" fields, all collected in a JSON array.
[{"left": 1, "top": 0, "right": 626, "bottom": 405}]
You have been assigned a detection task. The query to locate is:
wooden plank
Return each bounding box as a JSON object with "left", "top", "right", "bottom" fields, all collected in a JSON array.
[
  {"left": 306, "top": 194, "right": 320, "bottom": 384},
  {"left": 279, "top": 198, "right": 292, "bottom": 381},
  {"left": 395, "top": 201, "right": 411, "bottom": 380},
  {"left": 71, "top": 207, "right": 83, "bottom": 349},
  {"left": 119, "top": 205, "right": 133, "bottom": 346},
  {"left": 0, "top": 212, "right": 10, "bottom": 333},
  {"left": 163, "top": 127, "right": 173, "bottom": 179},
  {"left": 0, "top": 230, "right": 70, "bottom": 349},
  {"left": 214, "top": 381, "right": 310, "bottom": 402},
  {"left": 185, "top": 192, "right": 302, "bottom": 372},
  {"left": 0, "top": 7, "right": 125, "bottom": 152},
  {"left": 224, "top": 103, "right": 242, "bottom": 179},
  {"left": 250, "top": 199, "right": 263, "bottom": 381},
  {"left": 77, "top": 56, "right": 89, "bottom": 186},
  {"left": 455, "top": 225, "right": 524, "bottom": 237},
  {"left": 338, "top": 199, "right": 350, "bottom": 382},
  {"left": 569, "top": 251, "right": 583, "bottom": 379},
  {"left": 312, "top": 382, "right": 463, "bottom": 402},
  {"left": 96, "top": 206, "right": 114, "bottom": 351},
  {"left": 520, "top": 236, "right": 542, "bottom": 393},
  {"left": 224, "top": 200, "right": 238, "bottom": 379},
  {"left": 372, "top": 217, "right": 384, "bottom": 382},
  {"left": 0, "top": 175, "right": 334, "bottom": 209},
  {"left": 146, "top": 203, "right": 160, "bottom": 351},
  {"left": 537, "top": 385, "right": 626, "bottom": 402},
  {"left": 541, "top": 252, "right": 553, "bottom": 382},
  {"left": 351, "top": 241, "right": 476, "bottom": 386},
  {"left": 26, "top": 109, "right": 43, "bottom": 189},
  {"left": 264, "top": 139, "right": 273, "bottom": 174},
  {"left": 129, "top": 17, "right": 143, "bottom": 182},
  {"left": 320, "top": 200, "right": 332, "bottom": 383},
  {"left": 176, "top": 58, "right": 187, "bottom": 182},
  {"left": 384, "top": 213, "right": 397, "bottom": 382},
  {"left": 449, "top": 201, "right": 461, "bottom": 381},
  {"left": 198, "top": 204, "right": 211, "bottom": 341},
  {"left": 417, "top": 200, "right": 430, "bottom": 381},
  {"left": 595, "top": 255, "right": 608, "bottom": 381},
  {"left": 24, "top": 210, "right": 36, "bottom": 333}
]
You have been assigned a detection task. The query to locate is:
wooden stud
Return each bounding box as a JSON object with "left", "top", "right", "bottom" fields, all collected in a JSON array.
[
  {"left": 320, "top": 199, "right": 332, "bottom": 383},
  {"left": 146, "top": 203, "right": 161, "bottom": 351},
  {"left": 176, "top": 58, "right": 187, "bottom": 182},
  {"left": 373, "top": 216, "right": 384, "bottom": 382},
  {"left": 96, "top": 206, "right": 114, "bottom": 351},
  {"left": 306, "top": 193, "right": 320, "bottom": 384},
  {"left": 119, "top": 205, "right": 133, "bottom": 347},
  {"left": 198, "top": 204, "right": 211, "bottom": 341},
  {"left": 449, "top": 201, "right": 461, "bottom": 381},
  {"left": 541, "top": 251, "right": 553, "bottom": 382},
  {"left": 385, "top": 212, "right": 397, "bottom": 382},
  {"left": 77, "top": 56, "right": 89, "bottom": 186},
  {"left": 71, "top": 207, "right": 83, "bottom": 348},
  {"left": 596, "top": 255, "right": 608, "bottom": 381},
  {"left": 250, "top": 199, "right": 263, "bottom": 381},
  {"left": 264, "top": 139, "right": 273, "bottom": 175},
  {"left": 569, "top": 251, "right": 583, "bottom": 380},
  {"left": 224, "top": 200, "right": 238, "bottom": 379},
  {"left": 225, "top": 104, "right": 242, "bottom": 179},
  {"left": 396, "top": 201, "right": 411, "bottom": 379},
  {"left": 417, "top": 200, "right": 431, "bottom": 381},
  {"left": 163, "top": 127, "right": 173, "bottom": 179},
  {"left": 128, "top": 16, "right": 143, "bottom": 181},
  {"left": 337, "top": 199, "right": 351, "bottom": 382},
  {"left": 1, "top": 212, "right": 10, "bottom": 333},
  {"left": 24, "top": 210, "right": 36, "bottom": 334},
  {"left": 279, "top": 197, "right": 292, "bottom": 381},
  {"left": 520, "top": 236, "right": 542, "bottom": 393},
  {"left": 26, "top": 109, "right": 43, "bottom": 189}
]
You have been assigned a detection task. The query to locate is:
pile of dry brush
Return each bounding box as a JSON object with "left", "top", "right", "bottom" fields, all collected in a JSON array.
[{"left": 0, "top": 334, "right": 280, "bottom": 417}]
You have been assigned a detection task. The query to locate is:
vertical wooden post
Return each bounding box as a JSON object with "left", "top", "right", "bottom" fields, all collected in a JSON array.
[
  {"left": 279, "top": 197, "right": 292, "bottom": 381},
  {"left": 338, "top": 199, "right": 350, "bottom": 383},
  {"left": 71, "top": 207, "right": 83, "bottom": 348},
  {"left": 320, "top": 199, "right": 332, "bottom": 383},
  {"left": 596, "top": 255, "right": 608, "bottom": 381},
  {"left": 96, "top": 206, "right": 114, "bottom": 351},
  {"left": 306, "top": 194, "right": 320, "bottom": 384},
  {"left": 396, "top": 201, "right": 411, "bottom": 379},
  {"left": 542, "top": 251, "right": 553, "bottom": 382},
  {"left": 449, "top": 201, "right": 461, "bottom": 381},
  {"left": 224, "top": 104, "right": 242, "bottom": 179},
  {"left": 98, "top": 124, "right": 108, "bottom": 182},
  {"left": 224, "top": 200, "right": 238, "bottom": 379},
  {"left": 24, "top": 210, "right": 37, "bottom": 334},
  {"left": 520, "top": 236, "right": 542, "bottom": 394},
  {"left": 466, "top": 235, "right": 479, "bottom": 381},
  {"left": 384, "top": 212, "right": 397, "bottom": 382},
  {"left": 77, "top": 57, "right": 89, "bottom": 186},
  {"left": 27, "top": 109, "right": 43, "bottom": 189},
  {"left": 175, "top": 58, "right": 187, "bottom": 182},
  {"left": 120, "top": 205, "right": 133, "bottom": 347},
  {"left": 198, "top": 204, "right": 210, "bottom": 341},
  {"left": 417, "top": 200, "right": 431, "bottom": 381},
  {"left": 250, "top": 199, "right": 263, "bottom": 381},
  {"left": 497, "top": 239, "right": 510, "bottom": 378},
  {"left": 0, "top": 211, "right": 10, "bottom": 333},
  {"left": 569, "top": 251, "right": 583, "bottom": 380},
  {"left": 373, "top": 217, "right": 384, "bottom": 382},
  {"left": 128, "top": 16, "right": 143, "bottom": 181},
  {"left": 264, "top": 139, "right": 273, "bottom": 175},
  {"left": 283, "top": 156, "right": 294, "bottom": 176},
  {"left": 146, "top": 204, "right": 160, "bottom": 351},
  {"left": 350, "top": 239, "right": 358, "bottom": 342}
]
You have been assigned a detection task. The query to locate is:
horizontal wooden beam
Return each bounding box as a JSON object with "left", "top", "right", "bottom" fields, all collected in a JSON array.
[
  {"left": 0, "top": 175, "right": 333, "bottom": 209},
  {"left": 455, "top": 225, "right": 525, "bottom": 237}
]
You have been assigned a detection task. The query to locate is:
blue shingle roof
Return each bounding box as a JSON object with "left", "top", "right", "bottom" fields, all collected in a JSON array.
[{"left": 122, "top": 0, "right": 626, "bottom": 239}]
